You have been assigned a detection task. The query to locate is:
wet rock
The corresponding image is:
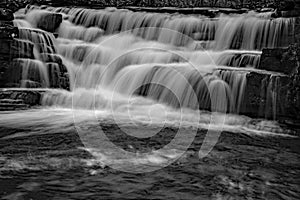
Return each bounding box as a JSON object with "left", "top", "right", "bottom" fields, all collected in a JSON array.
[
  {"left": 34, "top": 11, "right": 63, "bottom": 33},
  {"left": 0, "top": 25, "right": 18, "bottom": 39},
  {"left": 279, "top": 0, "right": 296, "bottom": 11},
  {"left": 0, "top": 20, "right": 14, "bottom": 26},
  {"left": 239, "top": 72, "right": 269, "bottom": 118},
  {"left": 11, "top": 39, "right": 35, "bottom": 59},
  {"left": 243, "top": 43, "right": 300, "bottom": 120},
  {"left": 295, "top": 17, "right": 300, "bottom": 43},
  {"left": 281, "top": 10, "right": 300, "bottom": 17},
  {"left": 0, "top": 89, "right": 46, "bottom": 108},
  {"left": 46, "top": 62, "right": 70, "bottom": 90},
  {"left": 239, "top": 71, "right": 297, "bottom": 120},
  {"left": 0, "top": 8, "right": 14, "bottom": 21},
  {"left": 0, "top": 0, "right": 22, "bottom": 12},
  {"left": 0, "top": 60, "right": 11, "bottom": 87},
  {"left": 40, "top": 53, "right": 63, "bottom": 65},
  {"left": 0, "top": 39, "right": 12, "bottom": 60},
  {"left": 0, "top": 59, "right": 46, "bottom": 88},
  {"left": 0, "top": 39, "right": 35, "bottom": 60},
  {"left": 259, "top": 44, "right": 300, "bottom": 75}
]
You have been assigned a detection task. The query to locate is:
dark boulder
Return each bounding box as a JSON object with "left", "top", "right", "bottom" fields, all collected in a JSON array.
[
  {"left": 259, "top": 44, "right": 300, "bottom": 75},
  {"left": 37, "top": 12, "right": 62, "bottom": 33},
  {"left": 29, "top": 11, "right": 63, "bottom": 33}
]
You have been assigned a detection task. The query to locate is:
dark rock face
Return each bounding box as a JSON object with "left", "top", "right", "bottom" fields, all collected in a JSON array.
[
  {"left": 35, "top": 12, "right": 63, "bottom": 33},
  {"left": 0, "top": 8, "right": 14, "bottom": 21},
  {"left": 46, "top": 62, "right": 70, "bottom": 90},
  {"left": 240, "top": 72, "right": 268, "bottom": 118},
  {"left": 241, "top": 72, "right": 295, "bottom": 120},
  {"left": 0, "top": 25, "right": 18, "bottom": 39},
  {"left": 295, "top": 17, "right": 300, "bottom": 43},
  {"left": 0, "top": 5, "right": 69, "bottom": 91},
  {"left": 0, "top": 89, "right": 45, "bottom": 109},
  {"left": 1, "top": 58, "right": 70, "bottom": 90},
  {"left": 243, "top": 44, "right": 300, "bottom": 120},
  {"left": 10, "top": 39, "right": 35, "bottom": 59},
  {"left": 0, "top": 60, "right": 11, "bottom": 88},
  {"left": 40, "top": 53, "right": 63, "bottom": 65},
  {"left": 259, "top": 46, "right": 298, "bottom": 75},
  {"left": 1, "top": 39, "right": 36, "bottom": 60},
  {"left": 1, "top": 59, "right": 42, "bottom": 88}
]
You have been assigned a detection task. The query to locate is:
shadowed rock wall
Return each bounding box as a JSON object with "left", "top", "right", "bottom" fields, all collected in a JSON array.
[{"left": 0, "top": 6, "right": 69, "bottom": 90}]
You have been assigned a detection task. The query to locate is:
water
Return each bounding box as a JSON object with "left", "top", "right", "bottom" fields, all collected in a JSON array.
[
  {"left": 0, "top": 5, "right": 299, "bottom": 199},
  {"left": 0, "top": 108, "right": 299, "bottom": 199}
]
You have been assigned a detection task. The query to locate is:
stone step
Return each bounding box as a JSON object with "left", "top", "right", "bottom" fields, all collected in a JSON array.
[
  {"left": 259, "top": 44, "right": 299, "bottom": 75},
  {"left": 0, "top": 103, "right": 29, "bottom": 111},
  {"left": 0, "top": 89, "right": 45, "bottom": 106},
  {"left": 0, "top": 98, "right": 24, "bottom": 104},
  {"left": 0, "top": 38, "right": 35, "bottom": 60}
]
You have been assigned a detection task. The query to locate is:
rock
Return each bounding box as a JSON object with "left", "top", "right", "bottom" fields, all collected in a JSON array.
[
  {"left": 0, "top": 58, "right": 70, "bottom": 90},
  {"left": 279, "top": 0, "right": 296, "bottom": 11},
  {"left": 37, "top": 12, "right": 62, "bottom": 33},
  {"left": 237, "top": 71, "right": 298, "bottom": 120},
  {"left": 295, "top": 17, "right": 300, "bottom": 43},
  {"left": 46, "top": 62, "right": 70, "bottom": 90},
  {"left": 259, "top": 44, "right": 299, "bottom": 75},
  {"left": 0, "top": 89, "right": 45, "bottom": 107},
  {"left": 0, "top": 25, "right": 18, "bottom": 39},
  {"left": 0, "top": 39, "right": 35, "bottom": 60},
  {"left": 11, "top": 39, "right": 35, "bottom": 59},
  {"left": 27, "top": 10, "right": 62, "bottom": 33},
  {"left": 18, "top": 28, "right": 57, "bottom": 54},
  {"left": 0, "top": 60, "right": 11, "bottom": 87},
  {"left": 281, "top": 10, "right": 300, "bottom": 17},
  {"left": 0, "top": 8, "right": 14, "bottom": 21},
  {"left": 0, "top": 59, "right": 47, "bottom": 88},
  {"left": 0, "top": 0, "right": 21, "bottom": 12},
  {"left": 241, "top": 43, "right": 300, "bottom": 120},
  {"left": 40, "top": 53, "right": 63, "bottom": 65},
  {"left": 0, "top": 20, "right": 14, "bottom": 26},
  {"left": 0, "top": 39, "right": 12, "bottom": 60}
]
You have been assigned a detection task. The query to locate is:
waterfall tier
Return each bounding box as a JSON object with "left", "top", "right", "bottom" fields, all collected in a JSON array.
[{"left": 2, "top": 5, "right": 297, "bottom": 119}]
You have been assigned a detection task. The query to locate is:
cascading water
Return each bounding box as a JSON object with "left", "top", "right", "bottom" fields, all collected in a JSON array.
[
  {"left": 1, "top": 6, "right": 299, "bottom": 198},
  {"left": 13, "top": 5, "right": 295, "bottom": 116}
]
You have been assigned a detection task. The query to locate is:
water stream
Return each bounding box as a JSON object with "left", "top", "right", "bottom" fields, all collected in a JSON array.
[{"left": 0, "top": 6, "right": 299, "bottom": 199}]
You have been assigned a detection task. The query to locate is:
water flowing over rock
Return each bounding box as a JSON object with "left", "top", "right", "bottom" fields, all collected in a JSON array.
[
  {"left": 0, "top": 5, "right": 69, "bottom": 91},
  {"left": 259, "top": 45, "right": 299, "bottom": 75},
  {"left": 25, "top": 10, "right": 62, "bottom": 33},
  {"left": 0, "top": 89, "right": 45, "bottom": 109},
  {"left": 0, "top": 4, "right": 299, "bottom": 120},
  {"left": 26, "top": 5, "right": 295, "bottom": 50}
]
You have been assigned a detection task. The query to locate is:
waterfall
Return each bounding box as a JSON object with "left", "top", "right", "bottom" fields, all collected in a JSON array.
[
  {"left": 27, "top": 5, "right": 294, "bottom": 50},
  {"left": 11, "top": 5, "right": 295, "bottom": 115},
  {"left": 4, "top": 58, "right": 49, "bottom": 88}
]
